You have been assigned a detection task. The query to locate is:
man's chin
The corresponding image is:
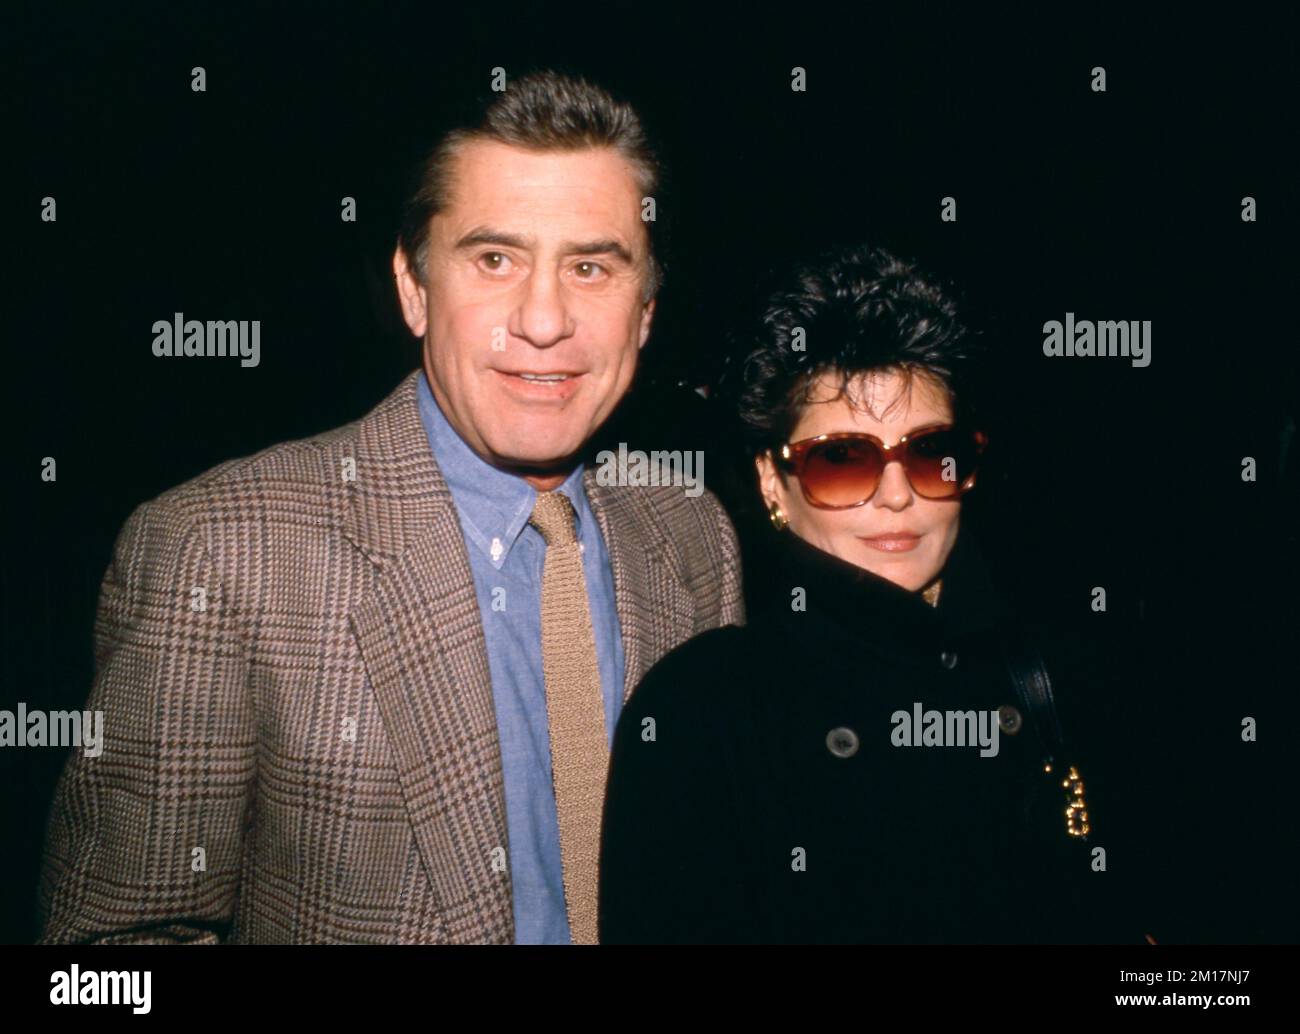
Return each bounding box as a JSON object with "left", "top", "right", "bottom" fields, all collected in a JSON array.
[{"left": 487, "top": 441, "right": 585, "bottom": 478}]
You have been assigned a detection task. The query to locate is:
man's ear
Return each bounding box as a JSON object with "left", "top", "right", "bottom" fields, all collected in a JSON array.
[
  {"left": 637, "top": 296, "right": 656, "bottom": 349},
  {"left": 392, "top": 246, "right": 428, "bottom": 338}
]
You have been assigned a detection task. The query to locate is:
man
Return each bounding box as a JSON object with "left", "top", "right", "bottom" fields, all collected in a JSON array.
[{"left": 38, "top": 71, "right": 743, "bottom": 944}]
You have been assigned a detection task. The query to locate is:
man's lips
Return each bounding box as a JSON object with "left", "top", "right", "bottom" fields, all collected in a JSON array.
[
  {"left": 495, "top": 370, "right": 585, "bottom": 378},
  {"left": 858, "top": 531, "right": 922, "bottom": 553},
  {"left": 493, "top": 369, "right": 585, "bottom": 400}
]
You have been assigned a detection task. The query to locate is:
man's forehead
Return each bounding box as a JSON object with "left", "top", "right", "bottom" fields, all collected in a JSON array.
[{"left": 435, "top": 139, "right": 644, "bottom": 241}]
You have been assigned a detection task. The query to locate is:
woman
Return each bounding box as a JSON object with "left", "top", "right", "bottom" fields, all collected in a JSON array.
[{"left": 598, "top": 244, "right": 1155, "bottom": 944}]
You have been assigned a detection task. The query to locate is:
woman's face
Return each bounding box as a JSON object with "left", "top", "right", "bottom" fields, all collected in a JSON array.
[{"left": 757, "top": 369, "right": 967, "bottom": 592}]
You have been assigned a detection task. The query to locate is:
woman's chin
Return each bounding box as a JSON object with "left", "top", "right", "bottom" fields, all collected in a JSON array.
[{"left": 848, "top": 547, "right": 937, "bottom": 591}]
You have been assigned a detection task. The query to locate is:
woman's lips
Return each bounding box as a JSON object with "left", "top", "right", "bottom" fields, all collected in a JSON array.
[{"left": 858, "top": 533, "right": 922, "bottom": 553}]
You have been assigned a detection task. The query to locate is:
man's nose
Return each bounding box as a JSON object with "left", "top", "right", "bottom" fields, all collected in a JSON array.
[
  {"left": 510, "top": 270, "right": 574, "bottom": 349},
  {"left": 871, "top": 460, "right": 914, "bottom": 510}
]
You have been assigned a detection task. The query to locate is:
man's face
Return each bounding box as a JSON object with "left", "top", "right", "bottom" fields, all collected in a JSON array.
[{"left": 394, "top": 140, "right": 655, "bottom": 477}]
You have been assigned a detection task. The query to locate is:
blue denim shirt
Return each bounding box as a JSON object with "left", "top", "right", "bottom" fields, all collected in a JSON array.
[{"left": 416, "top": 371, "right": 626, "bottom": 944}]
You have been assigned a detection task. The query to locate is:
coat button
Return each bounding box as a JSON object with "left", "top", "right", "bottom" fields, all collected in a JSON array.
[
  {"left": 939, "top": 650, "right": 958, "bottom": 670},
  {"left": 826, "top": 727, "right": 860, "bottom": 758},
  {"left": 998, "top": 705, "right": 1023, "bottom": 735}
]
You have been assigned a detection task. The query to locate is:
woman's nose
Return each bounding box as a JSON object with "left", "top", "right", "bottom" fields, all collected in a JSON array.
[{"left": 871, "top": 460, "right": 914, "bottom": 509}]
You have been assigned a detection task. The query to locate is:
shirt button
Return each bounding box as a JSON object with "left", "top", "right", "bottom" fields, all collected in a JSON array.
[
  {"left": 826, "top": 727, "right": 860, "bottom": 758},
  {"left": 939, "top": 650, "right": 959, "bottom": 670},
  {"left": 998, "top": 705, "right": 1023, "bottom": 735},
  {"left": 490, "top": 537, "right": 504, "bottom": 563}
]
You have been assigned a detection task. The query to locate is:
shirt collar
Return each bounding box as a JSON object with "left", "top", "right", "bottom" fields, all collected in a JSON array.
[{"left": 417, "top": 370, "right": 590, "bottom": 569}]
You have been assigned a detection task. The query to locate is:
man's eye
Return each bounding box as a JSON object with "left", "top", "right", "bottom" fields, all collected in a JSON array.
[
  {"left": 478, "top": 252, "right": 512, "bottom": 273},
  {"left": 572, "top": 260, "right": 606, "bottom": 280}
]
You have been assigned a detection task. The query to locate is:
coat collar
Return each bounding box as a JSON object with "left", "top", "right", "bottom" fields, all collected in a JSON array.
[
  {"left": 762, "top": 520, "right": 1007, "bottom": 660},
  {"left": 341, "top": 370, "right": 696, "bottom": 942}
]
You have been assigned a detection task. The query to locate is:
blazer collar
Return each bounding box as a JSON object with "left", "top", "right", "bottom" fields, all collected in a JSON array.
[
  {"left": 340, "top": 370, "right": 452, "bottom": 566},
  {"left": 583, "top": 466, "right": 700, "bottom": 700},
  {"left": 344, "top": 371, "right": 511, "bottom": 941}
]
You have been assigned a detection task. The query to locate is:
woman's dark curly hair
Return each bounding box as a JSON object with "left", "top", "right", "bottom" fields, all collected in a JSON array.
[{"left": 730, "top": 243, "right": 983, "bottom": 458}]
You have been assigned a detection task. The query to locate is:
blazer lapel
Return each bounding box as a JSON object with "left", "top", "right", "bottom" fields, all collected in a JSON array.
[
  {"left": 584, "top": 470, "right": 699, "bottom": 703},
  {"left": 343, "top": 371, "right": 513, "bottom": 944}
]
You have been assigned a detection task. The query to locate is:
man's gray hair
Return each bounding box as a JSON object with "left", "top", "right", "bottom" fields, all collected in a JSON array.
[{"left": 397, "top": 70, "right": 666, "bottom": 300}]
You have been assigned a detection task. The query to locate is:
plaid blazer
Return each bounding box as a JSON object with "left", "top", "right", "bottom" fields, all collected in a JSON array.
[{"left": 38, "top": 370, "right": 744, "bottom": 944}]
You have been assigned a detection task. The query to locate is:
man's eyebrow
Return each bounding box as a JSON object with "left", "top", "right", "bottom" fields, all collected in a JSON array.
[
  {"left": 453, "top": 228, "right": 533, "bottom": 251},
  {"left": 452, "top": 228, "right": 634, "bottom": 265},
  {"left": 562, "top": 239, "right": 634, "bottom": 264}
]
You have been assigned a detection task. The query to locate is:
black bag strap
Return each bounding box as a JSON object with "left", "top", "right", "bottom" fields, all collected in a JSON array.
[{"left": 998, "top": 622, "right": 1065, "bottom": 767}]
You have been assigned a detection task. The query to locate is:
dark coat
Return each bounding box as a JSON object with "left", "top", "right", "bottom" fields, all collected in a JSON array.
[{"left": 598, "top": 521, "right": 1162, "bottom": 944}]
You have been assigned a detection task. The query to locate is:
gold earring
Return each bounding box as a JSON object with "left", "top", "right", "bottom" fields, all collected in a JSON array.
[{"left": 768, "top": 503, "right": 789, "bottom": 531}]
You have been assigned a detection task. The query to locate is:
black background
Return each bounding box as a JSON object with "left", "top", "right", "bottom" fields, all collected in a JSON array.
[{"left": 5, "top": 2, "right": 1296, "bottom": 944}]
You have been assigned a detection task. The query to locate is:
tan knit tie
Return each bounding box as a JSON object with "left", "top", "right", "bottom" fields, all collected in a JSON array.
[{"left": 529, "top": 490, "right": 608, "bottom": 945}]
